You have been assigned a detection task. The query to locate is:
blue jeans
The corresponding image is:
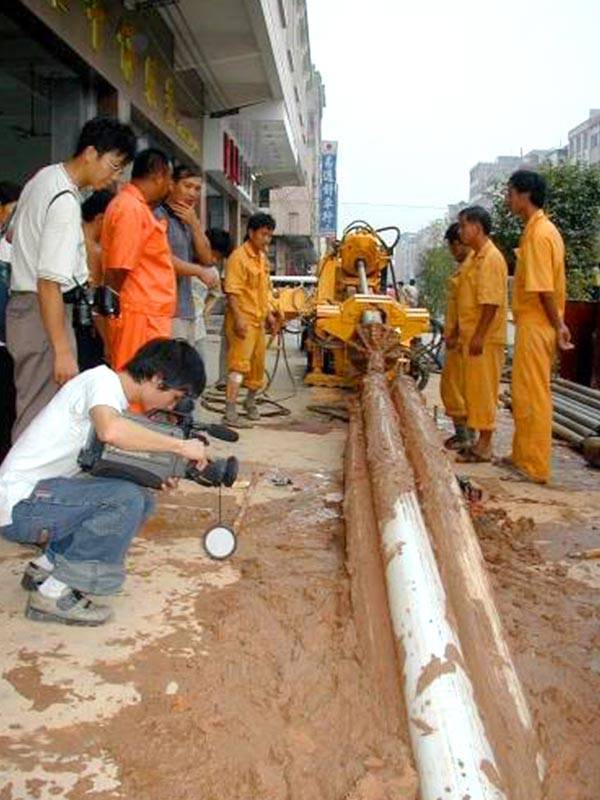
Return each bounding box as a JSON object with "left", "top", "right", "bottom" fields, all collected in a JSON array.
[
  {"left": 0, "top": 272, "right": 9, "bottom": 342},
  {"left": 1, "top": 477, "right": 154, "bottom": 594}
]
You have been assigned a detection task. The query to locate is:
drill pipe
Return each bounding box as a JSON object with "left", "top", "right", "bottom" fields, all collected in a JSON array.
[
  {"left": 552, "top": 420, "right": 585, "bottom": 447},
  {"left": 360, "top": 369, "right": 507, "bottom": 800},
  {"left": 344, "top": 401, "right": 409, "bottom": 734},
  {"left": 552, "top": 397, "right": 600, "bottom": 432},
  {"left": 552, "top": 377, "right": 600, "bottom": 402},
  {"left": 391, "top": 374, "right": 544, "bottom": 800},
  {"left": 552, "top": 411, "right": 597, "bottom": 439},
  {"left": 551, "top": 384, "right": 600, "bottom": 412}
]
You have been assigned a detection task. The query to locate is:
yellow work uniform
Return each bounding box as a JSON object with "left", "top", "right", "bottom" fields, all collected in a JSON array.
[
  {"left": 457, "top": 240, "right": 508, "bottom": 431},
  {"left": 440, "top": 262, "right": 467, "bottom": 420},
  {"left": 224, "top": 242, "right": 271, "bottom": 392},
  {"left": 511, "top": 210, "right": 566, "bottom": 483}
]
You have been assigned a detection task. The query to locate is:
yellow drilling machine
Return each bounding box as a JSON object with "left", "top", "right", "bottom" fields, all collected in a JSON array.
[{"left": 302, "top": 221, "right": 430, "bottom": 387}]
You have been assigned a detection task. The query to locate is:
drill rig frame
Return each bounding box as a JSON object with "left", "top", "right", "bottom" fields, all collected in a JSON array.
[{"left": 304, "top": 221, "right": 430, "bottom": 388}]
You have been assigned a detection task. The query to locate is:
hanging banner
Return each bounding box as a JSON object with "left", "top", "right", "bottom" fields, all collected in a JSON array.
[{"left": 319, "top": 140, "right": 338, "bottom": 236}]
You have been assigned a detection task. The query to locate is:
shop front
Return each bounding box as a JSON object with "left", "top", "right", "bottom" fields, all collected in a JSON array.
[{"left": 2, "top": 0, "right": 205, "bottom": 186}]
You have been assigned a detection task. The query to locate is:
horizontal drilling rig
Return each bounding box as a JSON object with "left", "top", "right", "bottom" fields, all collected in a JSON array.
[{"left": 303, "top": 221, "right": 430, "bottom": 388}]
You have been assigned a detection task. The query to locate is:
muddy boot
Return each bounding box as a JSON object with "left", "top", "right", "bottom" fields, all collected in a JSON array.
[
  {"left": 26, "top": 588, "right": 112, "bottom": 626},
  {"left": 444, "top": 423, "right": 471, "bottom": 451},
  {"left": 222, "top": 401, "right": 253, "bottom": 429},
  {"left": 243, "top": 390, "right": 260, "bottom": 421}
]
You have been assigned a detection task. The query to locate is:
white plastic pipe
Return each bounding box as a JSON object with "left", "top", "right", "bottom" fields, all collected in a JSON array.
[{"left": 380, "top": 490, "right": 507, "bottom": 800}]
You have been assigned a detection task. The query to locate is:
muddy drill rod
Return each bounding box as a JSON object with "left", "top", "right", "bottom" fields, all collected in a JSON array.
[
  {"left": 391, "top": 374, "right": 544, "bottom": 800},
  {"left": 358, "top": 360, "right": 506, "bottom": 800}
]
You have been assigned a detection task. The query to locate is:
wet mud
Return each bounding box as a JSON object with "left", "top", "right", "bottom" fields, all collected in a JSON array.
[
  {"left": 0, "top": 468, "right": 416, "bottom": 800},
  {"left": 473, "top": 508, "right": 600, "bottom": 800}
]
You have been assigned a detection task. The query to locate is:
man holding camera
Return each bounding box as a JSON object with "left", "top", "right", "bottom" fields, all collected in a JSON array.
[
  {"left": 6, "top": 117, "right": 136, "bottom": 441},
  {"left": 0, "top": 338, "right": 207, "bottom": 626}
]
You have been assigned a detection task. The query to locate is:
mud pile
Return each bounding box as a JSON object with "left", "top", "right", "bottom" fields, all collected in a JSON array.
[{"left": 473, "top": 508, "right": 600, "bottom": 800}]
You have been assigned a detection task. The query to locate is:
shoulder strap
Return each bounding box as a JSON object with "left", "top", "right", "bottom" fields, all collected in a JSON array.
[{"left": 46, "top": 188, "right": 79, "bottom": 215}]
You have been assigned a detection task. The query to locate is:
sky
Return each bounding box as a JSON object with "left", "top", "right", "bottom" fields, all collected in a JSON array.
[{"left": 305, "top": 0, "right": 600, "bottom": 234}]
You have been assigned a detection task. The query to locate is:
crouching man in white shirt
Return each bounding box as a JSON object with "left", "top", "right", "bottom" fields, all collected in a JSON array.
[{"left": 0, "top": 338, "right": 207, "bottom": 626}]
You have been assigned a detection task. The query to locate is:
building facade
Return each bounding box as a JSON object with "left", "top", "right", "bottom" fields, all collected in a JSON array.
[
  {"left": 568, "top": 109, "right": 600, "bottom": 166},
  {"left": 0, "top": 0, "right": 323, "bottom": 250},
  {"left": 267, "top": 63, "right": 325, "bottom": 274},
  {"left": 395, "top": 232, "right": 419, "bottom": 281},
  {"left": 469, "top": 156, "right": 522, "bottom": 207}
]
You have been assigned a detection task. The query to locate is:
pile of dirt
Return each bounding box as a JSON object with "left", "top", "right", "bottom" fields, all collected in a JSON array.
[
  {"left": 472, "top": 507, "right": 541, "bottom": 567},
  {"left": 471, "top": 503, "right": 600, "bottom": 799}
]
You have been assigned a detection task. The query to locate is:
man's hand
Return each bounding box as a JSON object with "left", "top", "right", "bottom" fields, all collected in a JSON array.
[
  {"left": 161, "top": 477, "right": 180, "bottom": 491},
  {"left": 197, "top": 265, "right": 220, "bottom": 290},
  {"left": 557, "top": 322, "right": 574, "bottom": 351},
  {"left": 468, "top": 334, "right": 484, "bottom": 357},
  {"left": 234, "top": 318, "right": 248, "bottom": 339},
  {"left": 171, "top": 201, "right": 199, "bottom": 229},
  {"left": 54, "top": 347, "right": 79, "bottom": 385},
  {"left": 179, "top": 439, "right": 208, "bottom": 469},
  {"left": 266, "top": 312, "right": 280, "bottom": 335},
  {"left": 445, "top": 333, "right": 458, "bottom": 350}
]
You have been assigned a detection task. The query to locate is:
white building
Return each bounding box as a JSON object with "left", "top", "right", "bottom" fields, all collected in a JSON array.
[
  {"left": 396, "top": 233, "right": 419, "bottom": 281},
  {"left": 175, "top": 0, "right": 324, "bottom": 247},
  {"left": 268, "top": 65, "right": 326, "bottom": 274},
  {"left": 568, "top": 109, "right": 600, "bottom": 165},
  {"left": 469, "top": 156, "right": 522, "bottom": 208},
  {"left": 396, "top": 219, "right": 448, "bottom": 281}
]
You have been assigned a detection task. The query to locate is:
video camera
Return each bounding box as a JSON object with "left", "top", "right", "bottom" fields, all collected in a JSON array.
[
  {"left": 68, "top": 284, "right": 120, "bottom": 330},
  {"left": 78, "top": 397, "right": 239, "bottom": 490}
]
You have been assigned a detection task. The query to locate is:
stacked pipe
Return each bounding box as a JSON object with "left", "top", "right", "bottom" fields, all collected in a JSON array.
[
  {"left": 550, "top": 377, "right": 600, "bottom": 448},
  {"left": 345, "top": 351, "right": 544, "bottom": 800}
]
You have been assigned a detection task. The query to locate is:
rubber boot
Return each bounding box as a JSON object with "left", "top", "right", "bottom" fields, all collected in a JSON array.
[
  {"left": 223, "top": 400, "right": 253, "bottom": 429},
  {"left": 243, "top": 390, "right": 260, "bottom": 421},
  {"left": 444, "top": 421, "right": 471, "bottom": 451}
]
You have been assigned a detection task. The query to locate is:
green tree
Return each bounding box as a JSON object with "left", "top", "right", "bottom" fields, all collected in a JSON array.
[
  {"left": 490, "top": 162, "right": 600, "bottom": 299},
  {"left": 417, "top": 245, "right": 454, "bottom": 319}
]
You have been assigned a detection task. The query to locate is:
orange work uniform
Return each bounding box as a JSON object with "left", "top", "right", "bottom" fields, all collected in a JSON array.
[
  {"left": 457, "top": 239, "right": 508, "bottom": 431},
  {"left": 224, "top": 242, "right": 271, "bottom": 392},
  {"left": 511, "top": 210, "right": 566, "bottom": 483},
  {"left": 440, "top": 261, "right": 467, "bottom": 420},
  {"left": 102, "top": 184, "right": 176, "bottom": 370}
]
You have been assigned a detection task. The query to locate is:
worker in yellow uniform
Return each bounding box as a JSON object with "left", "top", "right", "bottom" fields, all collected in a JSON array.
[
  {"left": 504, "top": 170, "right": 573, "bottom": 483},
  {"left": 223, "top": 213, "right": 279, "bottom": 428},
  {"left": 455, "top": 206, "right": 508, "bottom": 463},
  {"left": 440, "top": 222, "right": 473, "bottom": 449}
]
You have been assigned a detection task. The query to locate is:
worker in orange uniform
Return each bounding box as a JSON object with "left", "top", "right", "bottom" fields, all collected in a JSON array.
[
  {"left": 504, "top": 170, "right": 573, "bottom": 483},
  {"left": 440, "top": 222, "right": 473, "bottom": 450},
  {"left": 455, "top": 206, "right": 508, "bottom": 463},
  {"left": 102, "top": 149, "right": 174, "bottom": 370},
  {"left": 223, "top": 213, "right": 279, "bottom": 428}
]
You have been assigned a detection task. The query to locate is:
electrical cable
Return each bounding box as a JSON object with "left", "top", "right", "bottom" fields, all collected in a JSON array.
[{"left": 200, "top": 330, "right": 297, "bottom": 419}]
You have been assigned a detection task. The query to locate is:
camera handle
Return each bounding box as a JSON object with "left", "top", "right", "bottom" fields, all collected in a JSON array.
[{"left": 73, "top": 277, "right": 94, "bottom": 310}]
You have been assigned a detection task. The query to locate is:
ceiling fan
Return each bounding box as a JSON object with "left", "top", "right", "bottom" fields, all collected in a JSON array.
[{"left": 11, "top": 63, "right": 51, "bottom": 140}]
